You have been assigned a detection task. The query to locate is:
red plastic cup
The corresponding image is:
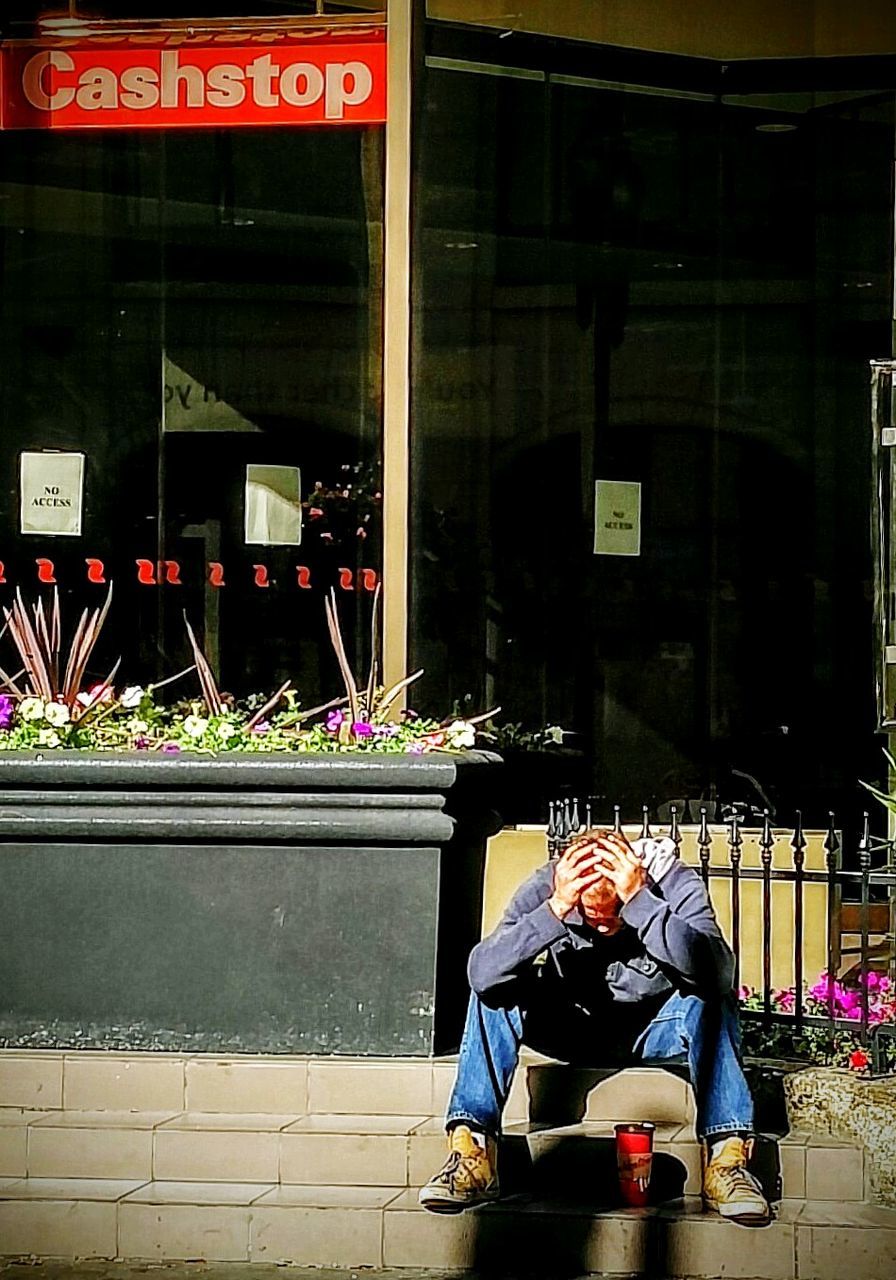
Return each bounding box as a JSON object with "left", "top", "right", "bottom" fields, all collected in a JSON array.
[{"left": 615, "top": 1122, "right": 655, "bottom": 1207}]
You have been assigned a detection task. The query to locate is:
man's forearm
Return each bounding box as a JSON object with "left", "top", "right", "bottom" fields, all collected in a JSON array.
[{"left": 468, "top": 899, "right": 568, "bottom": 995}]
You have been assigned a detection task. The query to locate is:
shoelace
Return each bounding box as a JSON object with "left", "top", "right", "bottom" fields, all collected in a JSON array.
[
  {"left": 434, "top": 1149, "right": 463, "bottom": 1185},
  {"left": 714, "top": 1164, "right": 763, "bottom": 1197}
]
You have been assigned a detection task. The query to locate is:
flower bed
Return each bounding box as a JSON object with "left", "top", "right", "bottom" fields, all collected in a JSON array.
[
  {"left": 0, "top": 686, "right": 478, "bottom": 756},
  {"left": 0, "top": 586, "right": 487, "bottom": 756},
  {"left": 739, "top": 970, "right": 896, "bottom": 1074}
]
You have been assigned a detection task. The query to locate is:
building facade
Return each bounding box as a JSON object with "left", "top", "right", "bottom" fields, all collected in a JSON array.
[{"left": 1, "top": 1, "right": 895, "bottom": 825}]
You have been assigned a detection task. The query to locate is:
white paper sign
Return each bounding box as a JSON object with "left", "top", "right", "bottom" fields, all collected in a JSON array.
[
  {"left": 245, "top": 464, "right": 302, "bottom": 547},
  {"left": 20, "top": 451, "right": 85, "bottom": 537},
  {"left": 594, "top": 479, "right": 641, "bottom": 556}
]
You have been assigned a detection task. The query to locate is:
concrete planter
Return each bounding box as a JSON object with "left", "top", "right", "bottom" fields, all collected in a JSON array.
[
  {"left": 784, "top": 1066, "right": 896, "bottom": 1207},
  {"left": 0, "top": 749, "right": 501, "bottom": 1056}
]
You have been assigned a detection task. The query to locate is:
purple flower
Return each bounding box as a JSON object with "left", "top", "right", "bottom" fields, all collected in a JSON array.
[
  {"left": 161, "top": 742, "right": 181, "bottom": 755},
  {"left": 406, "top": 743, "right": 424, "bottom": 754},
  {"left": 251, "top": 719, "right": 271, "bottom": 735},
  {"left": 326, "top": 709, "right": 344, "bottom": 733},
  {"left": 352, "top": 721, "right": 373, "bottom": 738},
  {"left": 133, "top": 735, "right": 150, "bottom": 750},
  {"left": 0, "top": 695, "right": 14, "bottom": 730}
]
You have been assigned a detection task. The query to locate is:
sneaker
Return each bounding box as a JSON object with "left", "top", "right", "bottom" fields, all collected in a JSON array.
[
  {"left": 702, "top": 1136, "right": 771, "bottom": 1226},
  {"left": 418, "top": 1124, "right": 500, "bottom": 1213}
]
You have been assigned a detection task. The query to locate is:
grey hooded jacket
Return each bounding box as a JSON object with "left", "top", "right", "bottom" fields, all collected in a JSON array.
[{"left": 468, "top": 841, "right": 735, "bottom": 1007}]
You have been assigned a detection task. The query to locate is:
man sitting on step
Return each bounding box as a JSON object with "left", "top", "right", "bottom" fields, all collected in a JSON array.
[{"left": 420, "top": 828, "right": 771, "bottom": 1226}]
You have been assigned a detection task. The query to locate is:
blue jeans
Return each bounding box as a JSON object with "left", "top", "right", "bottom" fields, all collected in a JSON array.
[{"left": 446, "top": 987, "right": 754, "bottom": 1141}]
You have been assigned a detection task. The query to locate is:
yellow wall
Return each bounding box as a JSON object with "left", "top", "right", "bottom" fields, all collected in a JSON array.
[
  {"left": 483, "top": 825, "right": 832, "bottom": 992},
  {"left": 427, "top": 0, "right": 896, "bottom": 60}
]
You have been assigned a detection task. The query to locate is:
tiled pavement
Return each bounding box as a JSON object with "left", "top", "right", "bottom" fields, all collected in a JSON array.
[{"left": 0, "top": 1050, "right": 893, "bottom": 1277}]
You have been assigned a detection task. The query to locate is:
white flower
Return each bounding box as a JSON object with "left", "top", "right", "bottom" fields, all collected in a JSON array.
[
  {"left": 120, "top": 685, "right": 144, "bottom": 709},
  {"left": 445, "top": 719, "right": 476, "bottom": 749},
  {"left": 217, "top": 721, "right": 239, "bottom": 742},
  {"left": 182, "top": 714, "right": 208, "bottom": 739},
  {"left": 19, "top": 697, "right": 45, "bottom": 721},
  {"left": 130, "top": 719, "right": 149, "bottom": 734},
  {"left": 76, "top": 683, "right": 114, "bottom": 709},
  {"left": 43, "top": 701, "right": 71, "bottom": 727},
  {"left": 37, "top": 728, "right": 61, "bottom": 748}
]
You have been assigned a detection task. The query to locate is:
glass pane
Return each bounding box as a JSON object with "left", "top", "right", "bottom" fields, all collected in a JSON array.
[
  {"left": 411, "top": 44, "right": 895, "bottom": 827},
  {"left": 0, "top": 121, "right": 384, "bottom": 705}
]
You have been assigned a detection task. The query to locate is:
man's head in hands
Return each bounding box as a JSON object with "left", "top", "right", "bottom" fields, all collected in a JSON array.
[{"left": 548, "top": 828, "right": 647, "bottom": 934}]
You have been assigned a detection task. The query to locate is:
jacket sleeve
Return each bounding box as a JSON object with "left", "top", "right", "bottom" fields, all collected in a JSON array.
[
  {"left": 467, "top": 869, "right": 568, "bottom": 1000},
  {"left": 619, "top": 861, "right": 735, "bottom": 995}
]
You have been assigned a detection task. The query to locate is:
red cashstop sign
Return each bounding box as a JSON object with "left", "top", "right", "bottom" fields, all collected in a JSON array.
[{"left": 0, "top": 29, "right": 386, "bottom": 129}]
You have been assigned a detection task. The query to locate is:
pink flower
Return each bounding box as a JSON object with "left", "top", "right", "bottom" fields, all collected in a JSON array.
[
  {"left": 161, "top": 742, "right": 181, "bottom": 754},
  {"left": 133, "top": 735, "right": 150, "bottom": 750},
  {"left": 352, "top": 721, "right": 373, "bottom": 738},
  {"left": 326, "top": 710, "right": 344, "bottom": 733},
  {"left": 737, "top": 986, "right": 753, "bottom": 1002},
  {"left": 251, "top": 720, "right": 271, "bottom": 735}
]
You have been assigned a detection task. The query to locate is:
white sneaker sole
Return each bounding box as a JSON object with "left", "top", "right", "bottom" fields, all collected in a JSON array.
[
  {"left": 418, "top": 1186, "right": 500, "bottom": 1214},
  {"left": 704, "top": 1196, "right": 772, "bottom": 1226}
]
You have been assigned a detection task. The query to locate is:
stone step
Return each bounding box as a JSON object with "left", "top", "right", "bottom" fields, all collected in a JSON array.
[
  {"left": 1, "top": 1050, "right": 695, "bottom": 1124},
  {"left": 0, "top": 1177, "right": 894, "bottom": 1276},
  {"left": 0, "top": 1050, "right": 512, "bottom": 1119},
  {"left": 0, "top": 1108, "right": 865, "bottom": 1203}
]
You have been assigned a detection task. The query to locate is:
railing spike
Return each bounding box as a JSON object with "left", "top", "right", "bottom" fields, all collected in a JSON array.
[
  {"left": 859, "top": 810, "right": 871, "bottom": 855},
  {"left": 792, "top": 809, "right": 806, "bottom": 852},
  {"left": 698, "top": 806, "right": 711, "bottom": 886},
  {"left": 824, "top": 811, "right": 840, "bottom": 864},
  {"left": 640, "top": 805, "right": 651, "bottom": 840},
  {"left": 760, "top": 809, "right": 773, "bottom": 861}
]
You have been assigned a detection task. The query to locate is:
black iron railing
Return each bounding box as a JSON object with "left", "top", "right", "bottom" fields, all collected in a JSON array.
[{"left": 547, "top": 799, "right": 896, "bottom": 1074}]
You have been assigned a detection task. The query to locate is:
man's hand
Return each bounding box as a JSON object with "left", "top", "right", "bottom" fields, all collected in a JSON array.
[
  {"left": 589, "top": 831, "right": 647, "bottom": 904},
  {"left": 547, "top": 840, "right": 605, "bottom": 920}
]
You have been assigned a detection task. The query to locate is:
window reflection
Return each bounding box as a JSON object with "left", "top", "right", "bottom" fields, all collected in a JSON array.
[
  {"left": 0, "top": 123, "right": 384, "bottom": 703},
  {"left": 411, "top": 47, "right": 893, "bottom": 825}
]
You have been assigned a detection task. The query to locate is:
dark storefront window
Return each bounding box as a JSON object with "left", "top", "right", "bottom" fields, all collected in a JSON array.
[
  {"left": 0, "top": 120, "right": 384, "bottom": 701},
  {"left": 411, "top": 34, "right": 895, "bottom": 825}
]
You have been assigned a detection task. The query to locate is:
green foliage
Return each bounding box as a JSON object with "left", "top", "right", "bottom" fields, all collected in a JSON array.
[
  {"left": 478, "top": 720, "right": 567, "bottom": 752},
  {"left": 859, "top": 747, "right": 896, "bottom": 816}
]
